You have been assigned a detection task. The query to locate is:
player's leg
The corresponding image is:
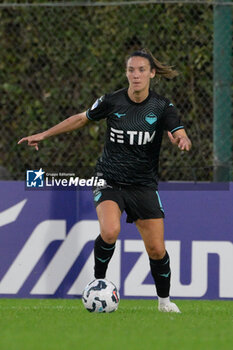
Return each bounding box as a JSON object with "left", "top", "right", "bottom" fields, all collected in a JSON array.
[
  {"left": 136, "top": 218, "right": 168, "bottom": 295},
  {"left": 136, "top": 218, "right": 181, "bottom": 313},
  {"left": 94, "top": 200, "right": 122, "bottom": 279}
]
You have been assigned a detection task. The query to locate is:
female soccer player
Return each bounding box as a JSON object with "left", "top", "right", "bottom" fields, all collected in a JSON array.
[{"left": 18, "top": 49, "right": 191, "bottom": 313}]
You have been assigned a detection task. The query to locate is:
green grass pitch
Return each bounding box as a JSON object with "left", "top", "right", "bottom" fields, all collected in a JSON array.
[{"left": 0, "top": 299, "right": 232, "bottom": 350}]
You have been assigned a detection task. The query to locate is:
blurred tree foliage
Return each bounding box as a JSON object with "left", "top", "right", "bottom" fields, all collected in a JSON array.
[{"left": 0, "top": 3, "right": 214, "bottom": 180}]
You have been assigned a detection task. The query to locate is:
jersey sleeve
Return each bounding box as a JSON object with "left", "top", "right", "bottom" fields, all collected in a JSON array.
[
  {"left": 162, "top": 101, "right": 185, "bottom": 134},
  {"left": 86, "top": 95, "right": 110, "bottom": 121}
]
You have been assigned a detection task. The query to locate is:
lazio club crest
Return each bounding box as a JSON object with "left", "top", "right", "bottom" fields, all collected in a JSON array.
[{"left": 145, "top": 113, "right": 158, "bottom": 125}]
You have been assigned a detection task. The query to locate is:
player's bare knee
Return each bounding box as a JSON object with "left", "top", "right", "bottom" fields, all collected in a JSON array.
[
  {"left": 147, "top": 246, "right": 165, "bottom": 260},
  {"left": 101, "top": 225, "right": 120, "bottom": 244}
]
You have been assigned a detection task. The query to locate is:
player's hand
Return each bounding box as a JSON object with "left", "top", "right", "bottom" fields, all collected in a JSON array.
[
  {"left": 167, "top": 131, "right": 192, "bottom": 151},
  {"left": 18, "top": 133, "right": 45, "bottom": 151}
]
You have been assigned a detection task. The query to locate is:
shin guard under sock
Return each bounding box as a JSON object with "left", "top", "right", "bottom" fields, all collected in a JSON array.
[
  {"left": 94, "top": 234, "right": 116, "bottom": 279},
  {"left": 149, "top": 251, "right": 171, "bottom": 298}
]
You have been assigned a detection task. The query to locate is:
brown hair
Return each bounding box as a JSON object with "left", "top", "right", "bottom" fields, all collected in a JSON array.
[{"left": 127, "top": 48, "right": 179, "bottom": 79}]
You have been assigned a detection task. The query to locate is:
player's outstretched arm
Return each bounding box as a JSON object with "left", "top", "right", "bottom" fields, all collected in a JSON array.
[
  {"left": 167, "top": 129, "right": 192, "bottom": 151},
  {"left": 18, "top": 111, "right": 89, "bottom": 151}
]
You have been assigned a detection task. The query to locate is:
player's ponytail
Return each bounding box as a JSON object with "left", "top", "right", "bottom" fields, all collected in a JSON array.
[{"left": 127, "top": 48, "right": 179, "bottom": 79}]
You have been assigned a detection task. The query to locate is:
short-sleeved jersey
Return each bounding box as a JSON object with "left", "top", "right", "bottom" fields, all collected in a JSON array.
[{"left": 86, "top": 88, "right": 184, "bottom": 188}]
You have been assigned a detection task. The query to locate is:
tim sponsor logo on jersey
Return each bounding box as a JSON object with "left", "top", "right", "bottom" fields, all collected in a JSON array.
[{"left": 110, "top": 127, "right": 156, "bottom": 145}]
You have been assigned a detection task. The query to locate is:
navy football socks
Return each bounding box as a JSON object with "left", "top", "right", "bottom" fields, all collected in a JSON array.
[
  {"left": 94, "top": 234, "right": 116, "bottom": 279},
  {"left": 149, "top": 251, "right": 171, "bottom": 298}
]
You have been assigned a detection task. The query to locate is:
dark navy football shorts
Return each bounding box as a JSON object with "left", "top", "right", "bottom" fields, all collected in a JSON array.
[{"left": 93, "top": 181, "right": 165, "bottom": 223}]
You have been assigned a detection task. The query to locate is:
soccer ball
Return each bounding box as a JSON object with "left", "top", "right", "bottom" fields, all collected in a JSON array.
[{"left": 82, "top": 279, "right": 120, "bottom": 313}]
